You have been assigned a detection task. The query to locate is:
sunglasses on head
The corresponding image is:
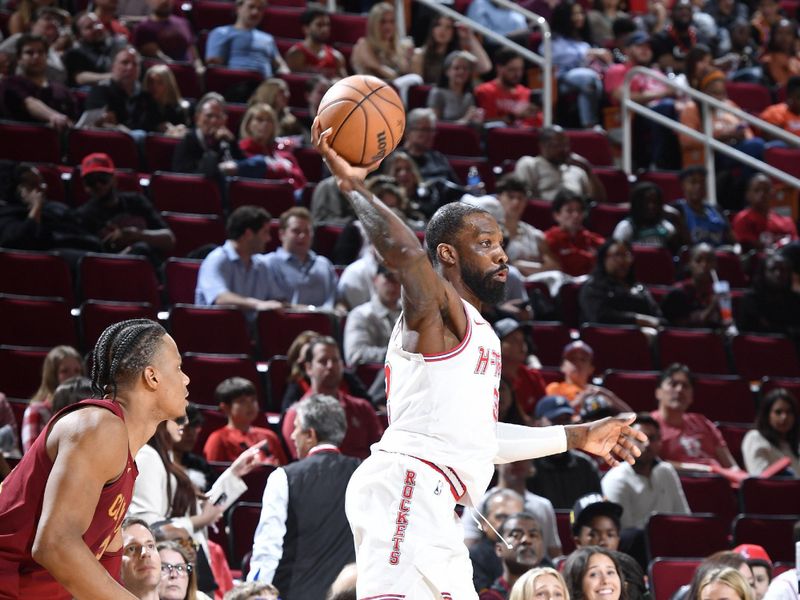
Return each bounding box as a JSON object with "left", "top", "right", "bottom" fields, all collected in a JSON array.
[{"left": 84, "top": 172, "right": 112, "bottom": 187}]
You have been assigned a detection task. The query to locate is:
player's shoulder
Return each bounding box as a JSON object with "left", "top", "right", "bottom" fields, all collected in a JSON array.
[{"left": 50, "top": 404, "right": 129, "bottom": 458}]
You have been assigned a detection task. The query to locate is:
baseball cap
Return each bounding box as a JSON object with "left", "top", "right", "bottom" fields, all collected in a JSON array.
[
  {"left": 81, "top": 153, "right": 115, "bottom": 177},
  {"left": 571, "top": 493, "right": 623, "bottom": 535},
  {"left": 534, "top": 395, "right": 574, "bottom": 421},
  {"left": 733, "top": 544, "right": 773, "bottom": 568},
  {"left": 625, "top": 31, "right": 651, "bottom": 47},
  {"left": 580, "top": 394, "right": 615, "bottom": 421},
  {"left": 493, "top": 318, "right": 524, "bottom": 340},
  {"left": 563, "top": 340, "right": 594, "bottom": 360}
]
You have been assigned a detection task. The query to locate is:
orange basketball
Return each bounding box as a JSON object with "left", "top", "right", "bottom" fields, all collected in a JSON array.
[{"left": 316, "top": 75, "right": 406, "bottom": 167}]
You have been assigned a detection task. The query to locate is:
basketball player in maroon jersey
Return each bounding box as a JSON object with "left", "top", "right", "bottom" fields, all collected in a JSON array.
[{"left": 0, "top": 319, "right": 189, "bottom": 600}]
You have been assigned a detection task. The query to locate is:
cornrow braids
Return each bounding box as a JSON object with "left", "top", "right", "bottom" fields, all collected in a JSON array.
[{"left": 91, "top": 319, "right": 167, "bottom": 399}]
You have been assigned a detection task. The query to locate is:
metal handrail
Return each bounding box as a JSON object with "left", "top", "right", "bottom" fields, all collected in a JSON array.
[
  {"left": 409, "top": 0, "right": 554, "bottom": 126},
  {"left": 621, "top": 66, "right": 800, "bottom": 203}
]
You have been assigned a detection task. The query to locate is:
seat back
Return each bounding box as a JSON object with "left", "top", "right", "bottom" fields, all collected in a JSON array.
[
  {"left": 227, "top": 501, "right": 263, "bottom": 568},
  {"left": 646, "top": 513, "right": 728, "bottom": 561},
  {"left": 565, "top": 129, "right": 614, "bottom": 166},
  {"left": 732, "top": 514, "right": 799, "bottom": 562},
  {"left": 600, "top": 370, "right": 660, "bottom": 412},
  {"left": 692, "top": 375, "right": 754, "bottom": 423},
  {"left": 678, "top": 474, "right": 738, "bottom": 523},
  {"left": 529, "top": 322, "right": 573, "bottom": 368},
  {"left": 740, "top": 478, "right": 800, "bottom": 515},
  {"left": 150, "top": 172, "right": 223, "bottom": 215},
  {"left": 165, "top": 258, "right": 203, "bottom": 306},
  {"left": 658, "top": 329, "right": 732, "bottom": 375},
  {"left": 260, "top": 6, "right": 304, "bottom": 39},
  {"left": 67, "top": 129, "right": 139, "bottom": 169},
  {"left": 724, "top": 82, "right": 772, "bottom": 114},
  {"left": 170, "top": 304, "right": 253, "bottom": 355},
  {"left": 588, "top": 203, "right": 628, "bottom": 237},
  {"left": 161, "top": 212, "right": 226, "bottom": 258},
  {"left": 257, "top": 310, "right": 335, "bottom": 360},
  {"left": 0, "top": 345, "right": 51, "bottom": 399},
  {"left": 594, "top": 167, "right": 631, "bottom": 203},
  {"left": 144, "top": 135, "right": 181, "bottom": 172},
  {"left": 732, "top": 334, "right": 800, "bottom": 379},
  {"left": 0, "top": 120, "right": 61, "bottom": 163},
  {"left": 78, "top": 253, "right": 161, "bottom": 306},
  {"left": 228, "top": 178, "right": 295, "bottom": 216},
  {"left": 632, "top": 245, "right": 675, "bottom": 285},
  {"left": 329, "top": 12, "right": 367, "bottom": 44},
  {"left": 80, "top": 300, "right": 157, "bottom": 350},
  {"left": 486, "top": 127, "right": 538, "bottom": 165},
  {"left": 715, "top": 422, "right": 752, "bottom": 470},
  {"left": 649, "top": 558, "right": 702, "bottom": 600},
  {"left": 182, "top": 352, "right": 264, "bottom": 407},
  {"left": 265, "top": 355, "right": 289, "bottom": 412},
  {"left": 0, "top": 250, "right": 74, "bottom": 305},
  {"left": 433, "top": 122, "right": 482, "bottom": 156},
  {"left": 0, "top": 295, "right": 77, "bottom": 348},
  {"left": 580, "top": 325, "right": 654, "bottom": 371}
]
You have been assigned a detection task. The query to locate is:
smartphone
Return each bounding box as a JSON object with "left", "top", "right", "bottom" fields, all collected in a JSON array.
[
  {"left": 213, "top": 493, "right": 228, "bottom": 507},
  {"left": 259, "top": 442, "right": 272, "bottom": 456}
]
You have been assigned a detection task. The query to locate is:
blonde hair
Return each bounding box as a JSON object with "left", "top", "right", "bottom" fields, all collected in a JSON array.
[
  {"left": 365, "top": 2, "right": 401, "bottom": 68},
  {"left": 144, "top": 64, "right": 183, "bottom": 107},
  {"left": 239, "top": 102, "right": 277, "bottom": 141},
  {"left": 698, "top": 568, "right": 753, "bottom": 600},
  {"left": 510, "top": 567, "right": 571, "bottom": 600},
  {"left": 32, "top": 345, "right": 83, "bottom": 404},
  {"left": 248, "top": 78, "right": 299, "bottom": 136}
]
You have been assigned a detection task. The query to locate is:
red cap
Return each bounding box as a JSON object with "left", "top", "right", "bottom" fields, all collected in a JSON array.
[
  {"left": 733, "top": 544, "right": 773, "bottom": 568},
  {"left": 81, "top": 153, "right": 115, "bottom": 177}
]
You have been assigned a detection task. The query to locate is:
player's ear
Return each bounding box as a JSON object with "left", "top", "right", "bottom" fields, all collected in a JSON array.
[
  {"left": 143, "top": 365, "right": 159, "bottom": 391},
  {"left": 437, "top": 243, "right": 457, "bottom": 267}
]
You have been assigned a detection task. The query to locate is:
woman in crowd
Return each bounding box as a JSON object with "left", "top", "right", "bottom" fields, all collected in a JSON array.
[
  {"left": 510, "top": 566, "right": 570, "bottom": 600},
  {"left": 383, "top": 150, "right": 460, "bottom": 219},
  {"left": 238, "top": 103, "right": 307, "bottom": 193},
  {"left": 563, "top": 546, "right": 626, "bottom": 600},
  {"left": 743, "top": 388, "right": 800, "bottom": 476},
  {"left": 134, "top": 64, "right": 192, "bottom": 137},
  {"left": 548, "top": 0, "right": 611, "bottom": 128},
  {"left": 426, "top": 50, "right": 484, "bottom": 125},
  {"left": 578, "top": 239, "right": 664, "bottom": 329},
  {"left": 696, "top": 567, "right": 754, "bottom": 600},
  {"left": 8, "top": 0, "right": 56, "bottom": 34},
  {"left": 248, "top": 78, "right": 306, "bottom": 139},
  {"left": 736, "top": 251, "right": 800, "bottom": 334},
  {"left": 411, "top": 14, "right": 491, "bottom": 84},
  {"left": 661, "top": 243, "right": 724, "bottom": 328},
  {"left": 587, "top": 0, "right": 629, "bottom": 47},
  {"left": 22, "top": 344, "right": 83, "bottom": 452},
  {"left": 50, "top": 375, "right": 93, "bottom": 414},
  {"left": 760, "top": 19, "right": 800, "bottom": 86},
  {"left": 157, "top": 540, "right": 210, "bottom": 600},
  {"left": 612, "top": 182, "right": 681, "bottom": 253}
]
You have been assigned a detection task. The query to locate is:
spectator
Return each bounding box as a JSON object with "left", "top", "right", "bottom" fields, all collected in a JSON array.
[
  {"left": 248, "top": 78, "right": 307, "bottom": 139},
  {"left": 302, "top": 74, "right": 331, "bottom": 127},
  {"left": 281, "top": 336, "right": 381, "bottom": 460},
  {"left": 202, "top": 377, "right": 287, "bottom": 465},
  {"left": 194, "top": 205, "right": 282, "bottom": 319},
  {"left": 728, "top": 20, "right": 763, "bottom": 80},
  {"left": 237, "top": 102, "right": 307, "bottom": 191},
  {"left": 601, "top": 413, "right": 690, "bottom": 529},
  {"left": 759, "top": 75, "right": 800, "bottom": 137},
  {"left": 562, "top": 546, "right": 625, "bottom": 600},
  {"left": 751, "top": 0, "right": 783, "bottom": 50},
  {"left": 412, "top": 15, "right": 491, "bottom": 84},
  {"left": 427, "top": 50, "right": 484, "bottom": 125},
  {"left": 650, "top": 363, "right": 743, "bottom": 471},
  {"left": 249, "top": 395, "right": 360, "bottom": 599},
  {"left": 742, "top": 388, "right": 800, "bottom": 476},
  {"left": 509, "top": 567, "right": 570, "bottom": 600},
  {"left": 205, "top": 0, "right": 288, "bottom": 78},
  {"left": 570, "top": 492, "right": 623, "bottom": 551},
  {"left": 351, "top": 2, "right": 422, "bottom": 103},
  {"left": 75, "top": 153, "right": 175, "bottom": 264},
  {"left": 761, "top": 19, "right": 800, "bottom": 86},
  {"left": 515, "top": 127, "right": 607, "bottom": 203},
  {"left": 469, "top": 489, "right": 525, "bottom": 592},
  {"left": 549, "top": 0, "right": 609, "bottom": 128},
  {"left": 262, "top": 207, "right": 339, "bottom": 310},
  {"left": 0, "top": 6, "right": 71, "bottom": 85},
  {"left": 0, "top": 393, "right": 20, "bottom": 458},
  {"left": 285, "top": 4, "right": 347, "bottom": 79},
  {"left": 588, "top": 0, "right": 629, "bottom": 47},
  {"left": 224, "top": 582, "right": 279, "bottom": 600},
  {"left": 651, "top": 0, "right": 703, "bottom": 73},
  {"left": 674, "top": 166, "right": 735, "bottom": 247},
  {"left": 661, "top": 242, "right": 725, "bottom": 328},
  {"left": 466, "top": 0, "right": 530, "bottom": 48},
  {"left": 93, "top": 0, "right": 132, "bottom": 41},
  {"left": 133, "top": 0, "right": 200, "bottom": 66},
  {"left": 401, "top": 107, "right": 459, "bottom": 183},
  {"left": 137, "top": 63, "right": 192, "bottom": 136},
  {"left": 528, "top": 396, "right": 603, "bottom": 508},
  {"left": 0, "top": 34, "right": 76, "bottom": 129},
  {"left": 678, "top": 551, "right": 756, "bottom": 600},
  {"left": 383, "top": 149, "right": 461, "bottom": 220},
  {"left": 172, "top": 405, "right": 218, "bottom": 491},
  {"left": 156, "top": 540, "right": 206, "bottom": 600},
  {"left": 612, "top": 182, "right": 681, "bottom": 253},
  {"left": 310, "top": 175, "right": 356, "bottom": 228},
  {"left": 706, "top": 0, "right": 749, "bottom": 48},
  {"left": 697, "top": 567, "right": 754, "bottom": 600},
  {"left": 121, "top": 518, "right": 162, "bottom": 600},
  {"left": 8, "top": 0, "right": 57, "bottom": 35},
  {"left": 479, "top": 512, "right": 550, "bottom": 600},
  {"left": 474, "top": 47, "right": 541, "bottom": 128},
  {"left": 22, "top": 345, "right": 83, "bottom": 453},
  {"left": 736, "top": 251, "right": 800, "bottom": 335},
  {"left": 63, "top": 12, "right": 126, "bottom": 87},
  {"left": 732, "top": 173, "right": 798, "bottom": 252},
  {"left": 495, "top": 318, "right": 547, "bottom": 426},
  {"left": 343, "top": 264, "right": 401, "bottom": 366},
  {"left": 545, "top": 189, "right": 605, "bottom": 278},
  {"left": 545, "top": 341, "right": 631, "bottom": 413},
  {"left": 51, "top": 375, "right": 94, "bottom": 414},
  {"left": 733, "top": 544, "right": 773, "bottom": 600},
  {"left": 336, "top": 249, "right": 379, "bottom": 310}
]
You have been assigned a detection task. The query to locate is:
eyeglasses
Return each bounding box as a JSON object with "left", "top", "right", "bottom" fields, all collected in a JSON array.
[{"left": 161, "top": 563, "right": 192, "bottom": 577}]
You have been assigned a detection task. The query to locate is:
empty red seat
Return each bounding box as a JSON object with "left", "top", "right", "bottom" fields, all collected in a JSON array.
[
  {"left": 329, "top": 12, "right": 367, "bottom": 44},
  {"left": 0, "top": 249, "right": 74, "bottom": 305},
  {"left": 579, "top": 325, "right": 655, "bottom": 371},
  {"left": 80, "top": 300, "right": 157, "bottom": 350},
  {"left": 486, "top": 127, "right": 538, "bottom": 165},
  {"left": 407, "top": 85, "right": 432, "bottom": 109},
  {"left": 588, "top": 203, "right": 628, "bottom": 237},
  {"left": 204, "top": 67, "right": 263, "bottom": 102},
  {"left": 692, "top": 375, "right": 755, "bottom": 422},
  {"left": 649, "top": 558, "right": 702, "bottom": 600},
  {"left": 632, "top": 245, "right": 675, "bottom": 285},
  {"left": 529, "top": 321, "right": 573, "bottom": 367},
  {"left": 725, "top": 82, "right": 772, "bottom": 114},
  {"left": 164, "top": 61, "right": 203, "bottom": 99},
  {"left": 228, "top": 178, "right": 295, "bottom": 216},
  {"left": 278, "top": 72, "right": 313, "bottom": 109},
  {"left": 265, "top": 355, "right": 289, "bottom": 412},
  {"left": 0, "top": 345, "right": 51, "bottom": 399},
  {"left": 294, "top": 146, "right": 323, "bottom": 182},
  {"left": 658, "top": 328, "right": 731, "bottom": 375},
  {"left": 227, "top": 501, "right": 263, "bottom": 568},
  {"left": 313, "top": 225, "right": 343, "bottom": 261},
  {"left": 78, "top": 253, "right": 161, "bottom": 305},
  {"left": 67, "top": 129, "right": 139, "bottom": 170},
  {"left": 0, "top": 295, "right": 77, "bottom": 348},
  {"left": 182, "top": 352, "right": 263, "bottom": 406},
  {"left": 0, "top": 121, "right": 61, "bottom": 163},
  {"left": 678, "top": 473, "right": 738, "bottom": 523},
  {"left": 731, "top": 334, "right": 800, "bottom": 379},
  {"left": 594, "top": 167, "right": 631, "bottom": 203},
  {"left": 165, "top": 257, "right": 203, "bottom": 305},
  {"left": 150, "top": 172, "right": 223, "bottom": 215},
  {"left": 162, "top": 212, "right": 226, "bottom": 258},
  {"left": 191, "top": 0, "right": 234, "bottom": 30},
  {"left": 260, "top": 6, "right": 304, "bottom": 39},
  {"left": 601, "top": 370, "right": 659, "bottom": 412},
  {"left": 144, "top": 135, "right": 181, "bottom": 172},
  {"left": 765, "top": 146, "right": 800, "bottom": 180},
  {"left": 732, "top": 514, "right": 798, "bottom": 562},
  {"left": 433, "top": 122, "right": 482, "bottom": 157},
  {"left": 714, "top": 250, "right": 748, "bottom": 288},
  {"left": 170, "top": 304, "right": 253, "bottom": 355},
  {"left": 740, "top": 477, "right": 800, "bottom": 515},
  {"left": 716, "top": 422, "right": 751, "bottom": 468},
  {"left": 522, "top": 199, "right": 556, "bottom": 231},
  {"left": 555, "top": 509, "right": 576, "bottom": 555},
  {"left": 646, "top": 513, "right": 729, "bottom": 560},
  {"left": 257, "top": 310, "right": 335, "bottom": 359},
  {"left": 638, "top": 171, "right": 683, "bottom": 203},
  {"left": 557, "top": 281, "right": 582, "bottom": 328},
  {"left": 566, "top": 129, "right": 614, "bottom": 166}
]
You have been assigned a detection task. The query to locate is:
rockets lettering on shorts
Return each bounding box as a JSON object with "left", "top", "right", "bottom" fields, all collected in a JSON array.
[{"left": 388, "top": 469, "right": 416, "bottom": 566}]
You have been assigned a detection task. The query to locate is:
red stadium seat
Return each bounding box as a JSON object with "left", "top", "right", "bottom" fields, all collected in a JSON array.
[
  {"left": 294, "top": 146, "right": 323, "bottom": 182},
  {"left": 448, "top": 158, "right": 495, "bottom": 193},
  {"left": 522, "top": 199, "right": 556, "bottom": 231},
  {"left": 594, "top": 167, "right": 631, "bottom": 203},
  {"left": 529, "top": 321, "right": 573, "bottom": 368},
  {"left": 740, "top": 478, "right": 800, "bottom": 515},
  {"left": 732, "top": 515, "right": 799, "bottom": 562},
  {"left": 764, "top": 146, "right": 800, "bottom": 180},
  {"left": 646, "top": 513, "right": 729, "bottom": 560},
  {"left": 226, "top": 103, "right": 247, "bottom": 135},
  {"left": 638, "top": 171, "right": 683, "bottom": 203},
  {"left": 407, "top": 85, "right": 432, "bottom": 109},
  {"left": 725, "top": 82, "right": 772, "bottom": 115},
  {"left": 632, "top": 245, "right": 675, "bottom": 285},
  {"left": 692, "top": 375, "right": 755, "bottom": 423},
  {"left": 0, "top": 249, "right": 74, "bottom": 305},
  {"left": 579, "top": 325, "right": 655, "bottom": 371},
  {"left": 162, "top": 212, "right": 226, "bottom": 258},
  {"left": 191, "top": 0, "right": 235, "bottom": 30},
  {"left": 165, "top": 257, "right": 203, "bottom": 306},
  {"left": 260, "top": 6, "right": 304, "bottom": 39},
  {"left": 313, "top": 225, "right": 343, "bottom": 261},
  {"left": 487, "top": 127, "right": 538, "bottom": 165},
  {"left": 601, "top": 370, "right": 659, "bottom": 412},
  {"left": 433, "top": 122, "right": 482, "bottom": 157},
  {"left": 80, "top": 300, "right": 157, "bottom": 350},
  {"left": 0, "top": 121, "right": 61, "bottom": 163},
  {"left": 649, "top": 558, "right": 702, "bottom": 600},
  {"left": 731, "top": 334, "right": 800, "bottom": 379},
  {"left": 227, "top": 501, "right": 263, "bottom": 568},
  {"left": 164, "top": 61, "right": 203, "bottom": 99},
  {"left": 714, "top": 250, "right": 749, "bottom": 289},
  {"left": 555, "top": 509, "right": 576, "bottom": 555},
  {"left": 330, "top": 12, "right": 367, "bottom": 44},
  {"left": 35, "top": 163, "right": 68, "bottom": 204},
  {"left": 170, "top": 304, "right": 253, "bottom": 355},
  {"left": 150, "top": 172, "right": 223, "bottom": 215},
  {"left": 0, "top": 345, "right": 51, "bottom": 399},
  {"left": 588, "top": 203, "right": 627, "bottom": 237},
  {"left": 265, "top": 355, "right": 289, "bottom": 412},
  {"left": 144, "top": 135, "right": 181, "bottom": 172},
  {"left": 78, "top": 253, "right": 161, "bottom": 306},
  {"left": 657, "top": 329, "right": 731, "bottom": 375},
  {"left": 678, "top": 473, "right": 738, "bottom": 523},
  {"left": 257, "top": 310, "right": 335, "bottom": 359},
  {"left": 67, "top": 129, "right": 139, "bottom": 170},
  {"left": 238, "top": 465, "right": 274, "bottom": 502},
  {"left": 557, "top": 281, "right": 582, "bottom": 328},
  {"left": 228, "top": 178, "right": 295, "bottom": 216},
  {"left": 565, "top": 129, "right": 614, "bottom": 166},
  {"left": 204, "top": 67, "right": 263, "bottom": 102},
  {"left": 0, "top": 294, "right": 78, "bottom": 348},
  {"left": 182, "top": 353, "right": 264, "bottom": 406},
  {"left": 759, "top": 377, "right": 800, "bottom": 398},
  {"left": 278, "top": 72, "right": 313, "bottom": 109},
  {"left": 716, "top": 422, "right": 751, "bottom": 469}
]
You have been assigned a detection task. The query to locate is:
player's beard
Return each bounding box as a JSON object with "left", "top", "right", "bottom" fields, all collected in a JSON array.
[{"left": 460, "top": 262, "right": 507, "bottom": 305}]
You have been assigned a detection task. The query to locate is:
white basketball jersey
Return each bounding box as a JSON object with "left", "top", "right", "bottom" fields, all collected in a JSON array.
[{"left": 375, "top": 299, "right": 501, "bottom": 506}]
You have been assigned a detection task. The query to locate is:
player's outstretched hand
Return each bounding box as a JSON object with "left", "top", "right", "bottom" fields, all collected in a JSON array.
[
  {"left": 312, "top": 117, "right": 382, "bottom": 194},
  {"left": 568, "top": 413, "right": 647, "bottom": 467}
]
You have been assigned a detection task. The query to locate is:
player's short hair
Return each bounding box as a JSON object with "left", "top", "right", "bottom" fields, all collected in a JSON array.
[
  {"left": 214, "top": 376, "right": 257, "bottom": 405},
  {"left": 301, "top": 3, "right": 329, "bottom": 25},
  {"left": 226, "top": 205, "right": 271, "bottom": 239},
  {"left": 551, "top": 188, "right": 586, "bottom": 213},
  {"left": 425, "top": 202, "right": 489, "bottom": 266},
  {"left": 296, "top": 393, "right": 347, "bottom": 446}
]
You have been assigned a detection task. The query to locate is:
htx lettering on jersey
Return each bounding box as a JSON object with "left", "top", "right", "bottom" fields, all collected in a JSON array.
[
  {"left": 474, "top": 346, "right": 502, "bottom": 377},
  {"left": 389, "top": 469, "right": 416, "bottom": 565}
]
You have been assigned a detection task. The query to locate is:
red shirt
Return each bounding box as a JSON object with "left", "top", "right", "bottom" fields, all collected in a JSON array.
[
  {"left": 731, "top": 207, "right": 798, "bottom": 250},
  {"left": 513, "top": 365, "right": 548, "bottom": 417},
  {"left": 474, "top": 79, "right": 542, "bottom": 127},
  {"left": 603, "top": 61, "right": 670, "bottom": 105},
  {"left": 759, "top": 102, "right": 800, "bottom": 136},
  {"left": 238, "top": 138, "right": 308, "bottom": 191},
  {"left": 287, "top": 42, "right": 341, "bottom": 78},
  {"left": 203, "top": 425, "right": 288, "bottom": 465},
  {"left": 544, "top": 227, "right": 605, "bottom": 276},
  {"left": 0, "top": 399, "right": 137, "bottom": 599},
  {"left": 650, "top": 410, "right": 728, "bottom": 467}
]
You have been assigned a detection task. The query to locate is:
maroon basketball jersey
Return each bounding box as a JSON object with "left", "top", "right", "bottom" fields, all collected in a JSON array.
[{"left": 0, "top": 398, "right": 138, "bottom": 599}]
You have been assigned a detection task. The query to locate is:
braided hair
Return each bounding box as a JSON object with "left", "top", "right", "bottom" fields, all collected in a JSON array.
[{"left": 91, "top": 319, "right": 167, "bottom": 399}]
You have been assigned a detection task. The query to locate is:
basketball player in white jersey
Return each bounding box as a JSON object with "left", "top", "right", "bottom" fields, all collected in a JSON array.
[{"left": 312, "top": 121, "right": 647, "bottom": 600}]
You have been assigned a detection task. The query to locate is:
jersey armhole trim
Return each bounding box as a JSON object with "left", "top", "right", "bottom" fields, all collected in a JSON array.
[{"left": 420, "top": 301, "right": 472, "bottom": 362}]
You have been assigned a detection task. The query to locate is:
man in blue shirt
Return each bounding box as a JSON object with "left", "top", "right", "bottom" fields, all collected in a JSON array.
[
  {"left": 195, "top": 205, "right": 283, "bottom": 320},
  {"left": 261, "top": 207, "right": 339, "bottom": 309},
  {"left": 205, "top": 0, "right": 288, "bottom": 78}
]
